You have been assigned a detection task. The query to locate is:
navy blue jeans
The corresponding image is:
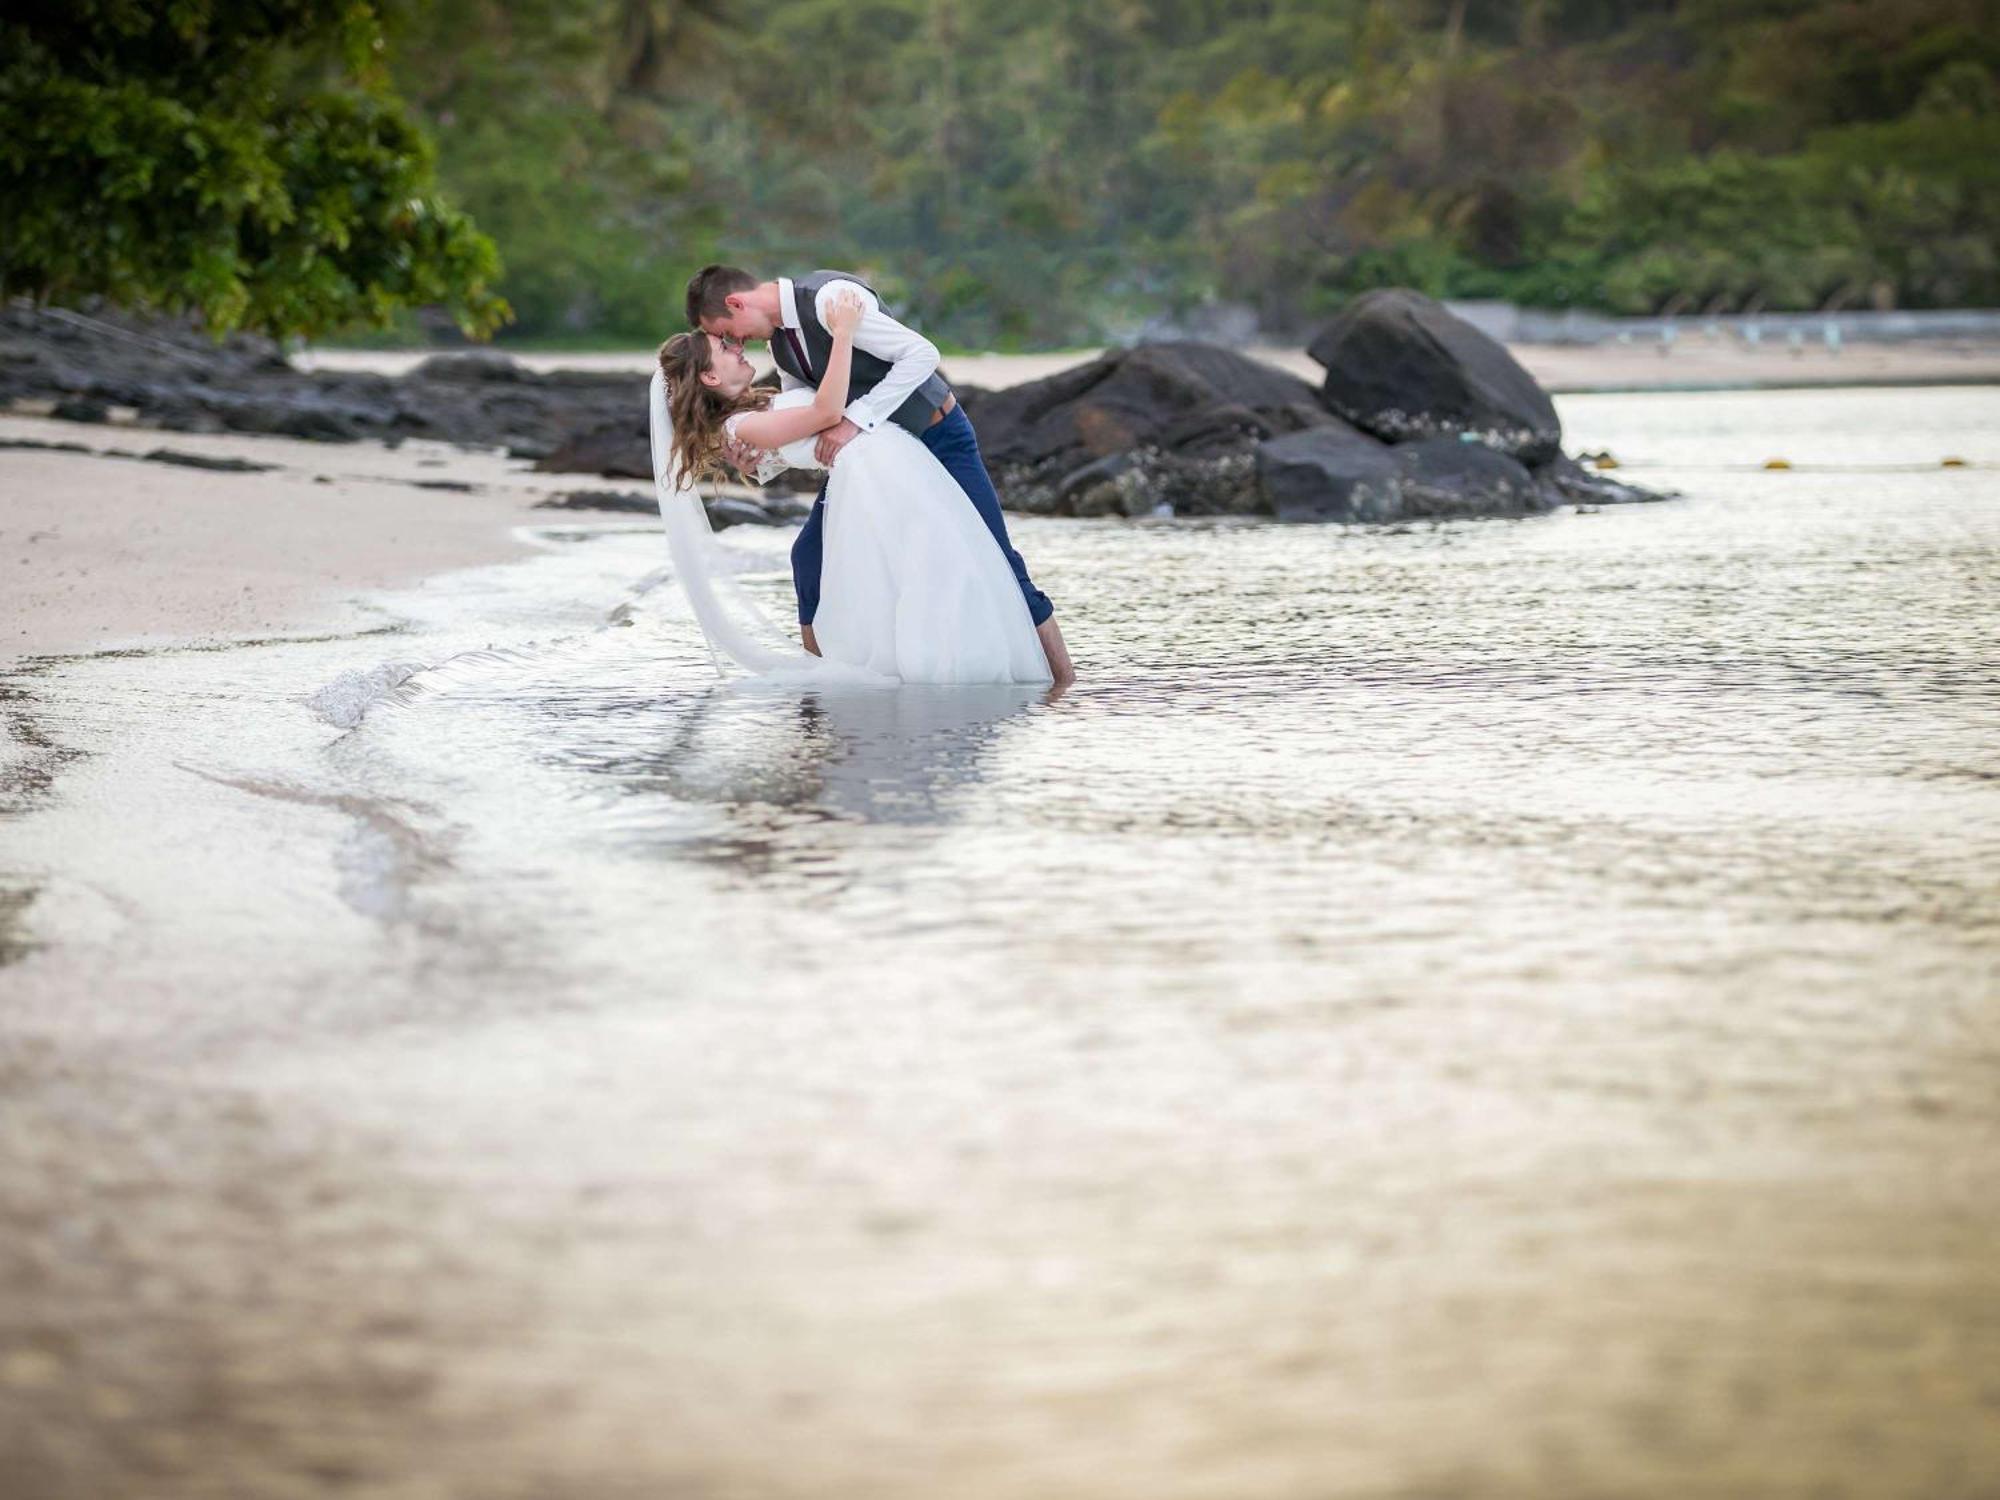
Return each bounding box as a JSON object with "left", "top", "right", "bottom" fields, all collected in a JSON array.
[{"left": 790, "top": 405, "right": 1054, "bottom": 628}]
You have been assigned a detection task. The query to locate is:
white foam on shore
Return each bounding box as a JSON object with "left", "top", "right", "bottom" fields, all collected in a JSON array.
[
  {"left": 303, "top": 660, "right": 431, "bottom": 729},
  {"left": 296, "top": 515, "right": 807, "bottom": 730}
]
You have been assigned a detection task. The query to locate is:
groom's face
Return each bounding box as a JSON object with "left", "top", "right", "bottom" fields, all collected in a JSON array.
[{"left": 701, "top": 292, "right": 775, "bottom": 343}]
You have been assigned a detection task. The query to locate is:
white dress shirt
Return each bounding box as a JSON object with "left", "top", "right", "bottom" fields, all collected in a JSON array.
[{"left": 776, "top": 277, "right": 941, "bottom": 433}]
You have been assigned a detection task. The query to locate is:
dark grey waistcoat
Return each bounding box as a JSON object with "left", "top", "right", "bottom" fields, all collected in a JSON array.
[{"left": 771, "top": 269, "right": 951, "bottom": 436}]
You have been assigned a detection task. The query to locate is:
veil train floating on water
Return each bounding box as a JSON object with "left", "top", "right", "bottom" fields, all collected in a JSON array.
[
  {"left": 648, "top": 369, "right": 889, "bottom": 687},
  {"left": 302, "top": 375, "right": 880, "bottom": 729}
]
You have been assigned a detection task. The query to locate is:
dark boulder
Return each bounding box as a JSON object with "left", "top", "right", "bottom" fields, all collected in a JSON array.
[
  {"left": 1392, "top": 437, "right": 1548, "bottom": 518},
  {"left": 978, "top": 340, "right": 1332, "bottom": 465},
  {"left": 1256, "top": 429, "right": 1562, "bottom": 524},
  {"left": 705, "top": 495, "right": 785, "bottom": 530},
  {"left": 1255, "top": 423, "right": 1404, "bottom": 523},
  {"left": 201, "top": 392, "right": 367, "bottom": 442},
  {"left": 1065, "top": 449, "right": 1259, "bottom": 519},
  {"left": 971, "top": 341, "right": 1336, "bottom": 515},
  {"left": 1308, "top": 290, "right": 1562, "bottom": 463},
  {"left": 0, "top": 302, "right": 647, "bottom": 464},
  {"left": 534, "top": 420, "right": 652, "bottom": 479},
  {"left": 1054, "top": 451, "right": 1139, "bottom": 504}
]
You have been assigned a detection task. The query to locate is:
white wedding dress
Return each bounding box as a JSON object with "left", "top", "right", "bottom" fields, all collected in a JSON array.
[{"left": 724, "top": 391, "right": 1051, "bottom": 685}]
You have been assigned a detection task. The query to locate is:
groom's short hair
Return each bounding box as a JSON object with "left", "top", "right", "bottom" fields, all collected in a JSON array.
[{"left": 686, "top": 264, "right": 757, "bottom": 325}]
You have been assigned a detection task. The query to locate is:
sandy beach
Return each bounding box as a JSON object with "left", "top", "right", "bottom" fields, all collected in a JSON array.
[{"left": 1, "top": 420, "right": 561, "bottom": 657}]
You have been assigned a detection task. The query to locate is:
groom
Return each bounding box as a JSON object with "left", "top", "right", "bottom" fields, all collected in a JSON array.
[{"left": 685, "top": 264, "right": 1075, "bottom": 685}]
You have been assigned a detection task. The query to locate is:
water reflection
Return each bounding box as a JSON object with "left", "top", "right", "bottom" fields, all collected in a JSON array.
[
  {"left": 564, "top": 681, "right": 1052, "bottom": 889},
  {"left": 548, "top": 678, "right": 1048, "bottom": 822}
]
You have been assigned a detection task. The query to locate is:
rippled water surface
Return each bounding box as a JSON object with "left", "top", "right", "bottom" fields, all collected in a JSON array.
[{"left": 5, "top": 386, "right": 1998, "bottom": 1498}]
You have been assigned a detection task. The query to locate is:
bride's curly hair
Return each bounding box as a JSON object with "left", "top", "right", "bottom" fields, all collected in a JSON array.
[{"left": 657, "top": 331, "right": 768, "bottom": 489}]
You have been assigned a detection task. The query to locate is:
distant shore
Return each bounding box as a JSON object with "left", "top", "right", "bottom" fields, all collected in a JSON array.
[{"left": 295, "top": 337, "right": 2000, "bottom": 394}]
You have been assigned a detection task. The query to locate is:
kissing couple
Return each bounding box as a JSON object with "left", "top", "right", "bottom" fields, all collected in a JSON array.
[{"left": 651, "top": 266, "right": 1076, "bottom": 687}]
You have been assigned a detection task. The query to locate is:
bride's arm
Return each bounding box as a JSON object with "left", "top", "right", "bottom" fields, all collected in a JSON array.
[{"left": 725, "top": 291, "right": 864, "bottom": 452}]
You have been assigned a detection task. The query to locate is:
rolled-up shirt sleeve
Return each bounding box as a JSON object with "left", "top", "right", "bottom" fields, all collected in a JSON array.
[{"left": 815, "top": 278, "right": 939, "bottom": 432}]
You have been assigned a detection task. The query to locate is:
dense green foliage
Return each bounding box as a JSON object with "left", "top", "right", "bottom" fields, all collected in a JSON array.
[
  {"left": 389, "top": 0, "right": 1999, "bottom": 346},
  {"left": 1124, "top": 0, "right": 2000, "bottom": 329},
  {"left": 9, "top": 0, "right": 1995, "bottom": 345},
  {"left": 0, "top": 0, "right": 505, "bottom": 337}
]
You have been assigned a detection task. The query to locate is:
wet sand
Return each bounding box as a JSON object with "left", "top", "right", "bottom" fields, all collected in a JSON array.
[
  {"left": 1, "top": 418, "right": 554, "bottom": 655},
  {"left": 4, "top": 417, "right": 571, "bottom": 1495}
]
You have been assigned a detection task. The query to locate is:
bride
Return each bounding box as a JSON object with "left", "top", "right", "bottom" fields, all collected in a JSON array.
[{"left": 652, "top": 292, "right": 1051, "bottom": 686}]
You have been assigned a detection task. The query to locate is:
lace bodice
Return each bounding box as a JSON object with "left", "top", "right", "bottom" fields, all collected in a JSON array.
[{"left": 725, "top": 390, "right": 827, "bottom": 485}]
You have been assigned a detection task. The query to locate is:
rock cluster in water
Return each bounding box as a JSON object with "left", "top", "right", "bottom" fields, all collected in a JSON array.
[
  {"left": 962, "top": 289, "right": 1661, "bottom": 520},
  {"left": 3, "top": 291, "right": 1662, "bottom": 520}
]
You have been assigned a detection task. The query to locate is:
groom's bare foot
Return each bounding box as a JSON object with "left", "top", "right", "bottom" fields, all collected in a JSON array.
[
  {"left": 801, "top": 624, "right": 822, "bottom": 657},
  {"left": 1037, "top": 616, "right": 1076, "bottom": 686}
]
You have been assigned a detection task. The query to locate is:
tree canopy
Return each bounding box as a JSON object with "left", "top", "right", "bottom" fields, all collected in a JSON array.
[
  {"left": 6, "top": 0, "right": 1995, "bottom": 347},
  {"left": 396, "top": 0, "right": 1998, "bottom": 346},
  {"left": 0, "top": 0, "right": 506, "bottom": 338}
]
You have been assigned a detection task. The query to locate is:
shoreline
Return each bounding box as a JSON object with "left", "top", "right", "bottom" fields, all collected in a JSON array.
[
  {"left": 6, "top": 374, "right": 1995, "bottom": 669},
  {"left": 0, "top": 414, "right": 558, "bottom": 659}
]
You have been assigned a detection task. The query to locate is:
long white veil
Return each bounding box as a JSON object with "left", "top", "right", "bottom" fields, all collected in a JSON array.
[{"left": 648, "top": 369, "right": 882, "bottom": 684}]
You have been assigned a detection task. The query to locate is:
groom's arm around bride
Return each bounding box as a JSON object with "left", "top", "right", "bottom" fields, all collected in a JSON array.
[{"left": 787, "top": 280, "right": 936, "bottom": 469}]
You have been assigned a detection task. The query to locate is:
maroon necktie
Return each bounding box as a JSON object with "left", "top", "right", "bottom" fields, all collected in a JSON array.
[{"left": 782, "top": 326, "right": 813, "bottom": 381}]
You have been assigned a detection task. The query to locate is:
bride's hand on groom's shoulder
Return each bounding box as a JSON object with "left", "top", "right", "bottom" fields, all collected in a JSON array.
[{"left": 826, "top": 289, "right": 866, "bottom": 336}]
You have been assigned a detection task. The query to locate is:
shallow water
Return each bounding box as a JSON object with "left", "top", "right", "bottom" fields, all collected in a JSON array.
[{"left": 3, "top": 386, "right": 1998, "bottom": 1498}]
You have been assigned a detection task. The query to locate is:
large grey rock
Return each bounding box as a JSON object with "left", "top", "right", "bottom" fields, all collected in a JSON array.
[
  {"left": 975, "top": 340, "right": 1331, "bottom": 465},
  {"left": 1065, "top": 449, "right": 1259, "bottom": 519},
  {"left": 1308, "top": 290, "right": 1562, "bottom": 462},
  {"left": 534, "top": 419, "right": 652, "bottom": 479},
  {"left": 966, "top": 340, "right": 1336, "bottom": 515},
  {"left": 1257, "top": 429, "right": 1552, "bottom": 523},
  {"left": 1392, "top": 437, "right": 1549, "bottom": 518},
  {"left": 1255, "top": 424, "right": 1404, "bottom": 523},
  {"left": 704, "top": 495, "right": 785, "bottom": 530}
]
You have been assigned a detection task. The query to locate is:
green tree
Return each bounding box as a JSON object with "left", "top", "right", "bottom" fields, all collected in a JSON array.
[{"left": 0, "top": 0, "right": 506, "bottom": 338}]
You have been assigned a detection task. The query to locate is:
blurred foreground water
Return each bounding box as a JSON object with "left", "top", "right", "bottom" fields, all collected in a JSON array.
[{"left": 3, "top": 387, "right": 1997, "bottom": 1498}]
